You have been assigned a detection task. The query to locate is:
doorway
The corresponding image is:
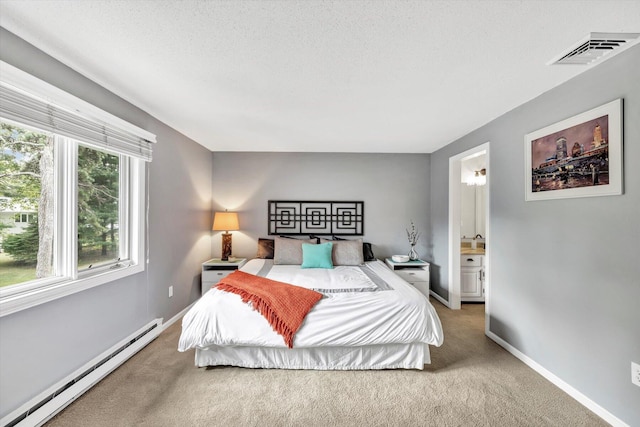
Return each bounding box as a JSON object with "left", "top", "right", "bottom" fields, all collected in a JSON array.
[{"left": 448, "top": 143, "right": 490, "bottom": 333}]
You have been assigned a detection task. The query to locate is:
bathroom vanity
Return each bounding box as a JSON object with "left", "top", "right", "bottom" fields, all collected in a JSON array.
[{"left": 460, "top": 251, "right": 485, "bottom": 302}]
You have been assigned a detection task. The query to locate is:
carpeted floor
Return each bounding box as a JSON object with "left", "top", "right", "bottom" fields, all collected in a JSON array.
[{"left": 46, "top": 299, "right": 605, "bottom": 426}]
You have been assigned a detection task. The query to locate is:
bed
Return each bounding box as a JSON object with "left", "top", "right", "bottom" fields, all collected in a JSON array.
[{"left": 178, "top": 251, "right": 444, "bottom": 370}]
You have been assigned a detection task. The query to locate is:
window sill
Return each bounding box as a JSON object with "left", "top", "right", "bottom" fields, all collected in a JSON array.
[{"left": 0, "top": 263, "right": 144, "bottom": 318}]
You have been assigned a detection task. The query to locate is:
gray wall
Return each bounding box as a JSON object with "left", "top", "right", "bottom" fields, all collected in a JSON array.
[
  {"left": 430, "top": 45, "right": 640, "bottom": 424},
  {"left": 0, "top": 28, "right": 212, "bottom": 417},
  {"left": 211, "top": 152, "right": 430, "bottom": 261}
]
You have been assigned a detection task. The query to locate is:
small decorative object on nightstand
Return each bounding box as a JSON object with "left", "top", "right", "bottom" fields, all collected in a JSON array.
[
  {"left": 201, "top": 258, "right": 247, "bottom": 296},
  {"left": 405, "top": 220, "right": 421, "bottom": 261},
  {"left": 385, "top": 257, "right": 430, "bottom": 298}
]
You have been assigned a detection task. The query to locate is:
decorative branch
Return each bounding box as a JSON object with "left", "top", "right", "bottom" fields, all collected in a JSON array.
[{"left": 406, "top": 220, "right": 420, "bottom": 245}]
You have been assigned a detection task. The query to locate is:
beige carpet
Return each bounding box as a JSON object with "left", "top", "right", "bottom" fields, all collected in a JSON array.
[{"left": 46, "top": 300, "right": 605, "bottom": 426}]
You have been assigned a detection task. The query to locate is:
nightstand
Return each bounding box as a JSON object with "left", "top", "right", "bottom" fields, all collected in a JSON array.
[
  {"left": 385, "top": 258, "right": 430, "bottom": 298},
  {"left": 201, "top": 258, "right": 247, "bottom": 295}
]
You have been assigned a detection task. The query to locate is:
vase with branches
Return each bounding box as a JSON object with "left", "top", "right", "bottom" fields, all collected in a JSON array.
[{"left": 406, "top": 220, "right": 421, "bottom": 260}]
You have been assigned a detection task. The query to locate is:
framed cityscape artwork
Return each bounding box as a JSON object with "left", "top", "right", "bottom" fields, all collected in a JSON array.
[{"left": 524, "top": 98, "right": 623, "bottom": 201}]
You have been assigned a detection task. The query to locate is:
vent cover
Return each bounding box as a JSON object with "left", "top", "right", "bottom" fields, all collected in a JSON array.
[{"left": 548, "top": 32, "right": 640, "bottom": 65}]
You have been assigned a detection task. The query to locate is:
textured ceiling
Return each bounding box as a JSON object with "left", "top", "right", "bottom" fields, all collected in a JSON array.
[{"left": 1, "top": 1, "right": 639, "bottom": 153}]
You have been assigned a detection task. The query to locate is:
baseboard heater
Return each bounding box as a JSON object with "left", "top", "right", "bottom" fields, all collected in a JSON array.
[{"left": 1, "top": 318, "right": 163, "bottom": 427}]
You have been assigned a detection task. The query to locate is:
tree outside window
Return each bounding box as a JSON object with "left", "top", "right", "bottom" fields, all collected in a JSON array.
[{"left": 0, "top": 122, "right": 53, "bottom": 285}]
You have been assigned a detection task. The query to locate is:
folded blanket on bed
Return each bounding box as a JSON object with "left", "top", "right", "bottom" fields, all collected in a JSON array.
[{"left": 216, "top": 270, "right": 323, "bottom": 348}]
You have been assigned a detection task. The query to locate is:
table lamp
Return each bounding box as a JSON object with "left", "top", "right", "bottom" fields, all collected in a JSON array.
[{"left": 212, "top": 211, "right": 239, "bottom": 261}]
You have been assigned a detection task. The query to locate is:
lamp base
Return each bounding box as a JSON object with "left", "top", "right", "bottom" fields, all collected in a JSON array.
[{"left": 221, "top": 233, "right": 232, "bottom": 261}]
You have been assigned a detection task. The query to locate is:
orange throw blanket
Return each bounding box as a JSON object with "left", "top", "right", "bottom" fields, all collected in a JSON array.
[{"left": 216, "top": 270, "right": 323, "bottom": 348}]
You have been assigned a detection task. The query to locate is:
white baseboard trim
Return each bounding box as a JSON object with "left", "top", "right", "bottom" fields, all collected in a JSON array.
[
  {"left": 429, "top": 290, "right": 450, "bottom": 308},
  {"left": 486, "top": 330, "right": 628, "bottom": 427},
  {"left": 161, "top": 301, "right": 196, "bottom": 332},
  {"left": 2, "top": 318, "right": 163, "bottom": 427}
]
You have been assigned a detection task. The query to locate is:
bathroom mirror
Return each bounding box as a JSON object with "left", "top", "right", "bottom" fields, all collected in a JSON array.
[{"left": 460, "top": 154, "right": 486, "bottom": 240}]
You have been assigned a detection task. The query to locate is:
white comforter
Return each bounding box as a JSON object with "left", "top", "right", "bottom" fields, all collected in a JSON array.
[{"left": 178, "top": 259, "right": 444, "bottom": 351}]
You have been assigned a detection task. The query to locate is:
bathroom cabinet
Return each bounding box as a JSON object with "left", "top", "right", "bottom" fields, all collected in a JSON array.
[{"left": 461, "top": 254, "right": 484, "bottom": 302}]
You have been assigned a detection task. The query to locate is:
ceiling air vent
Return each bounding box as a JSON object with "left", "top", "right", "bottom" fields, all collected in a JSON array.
[{"left": 548, "top": 32, "right": 640, "bottom": 65}]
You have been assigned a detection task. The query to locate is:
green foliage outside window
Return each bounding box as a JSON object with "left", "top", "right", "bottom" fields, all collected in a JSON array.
[
  {"left": 0, "top": 122, "right": 49, "bottom": 283},
  {"left": 77, "top": 145, "right": 120, "bottom": 267},
  {"left": 1, "top": 121, "right": 121, "bottom": 286},
  {"left": 2, "top": 220, "right": 39, "bottom": 264}
]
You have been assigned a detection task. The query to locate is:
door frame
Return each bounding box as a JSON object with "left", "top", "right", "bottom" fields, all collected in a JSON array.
[{"left": 448, "top": 142, "right": 490, "bottom": 330}]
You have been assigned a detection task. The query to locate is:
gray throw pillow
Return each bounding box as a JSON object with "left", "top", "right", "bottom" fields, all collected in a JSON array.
[
  {"left": 273, "top": 237, "right": 316, "bottom": 264},
  {"left": 320, "top": 238, "right": 364, "bottom": 266}
]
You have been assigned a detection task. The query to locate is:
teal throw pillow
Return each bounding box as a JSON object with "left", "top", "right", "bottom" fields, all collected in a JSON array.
[{"left": 301, "top": 242, "right": 334, "bottom": 269}]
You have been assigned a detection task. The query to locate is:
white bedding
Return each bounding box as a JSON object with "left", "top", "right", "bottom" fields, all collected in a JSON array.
[{"left": 178, "top": 259, "right": 444, "bottom": 368}]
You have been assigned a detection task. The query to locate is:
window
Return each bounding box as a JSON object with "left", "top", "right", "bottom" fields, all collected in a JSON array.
[
  {"left": 14, "top": 214, "right": 36, "bottom": 223},
  {"left": 77, "top": 145, "right": 122, "bottom": 271},
  {"left": 0, "top": 62, "right": 155, "bottom": 316},
  {"left": 1, "top": 124, "right": 53, "bottom": 286}
]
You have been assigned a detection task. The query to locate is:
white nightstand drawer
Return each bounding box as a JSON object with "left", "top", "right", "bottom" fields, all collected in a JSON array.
[
  {"left": 461, "top": 255, "right": 483, "bottom": 267},
  {"left": 202, "top": 269, "right": 234, "bottom": 283},
  {"left": 395, "top": 269, "right": 430, "bottom": 283},
  {"left": 201, "top": 258, "right": 247, "bottom": 297},
  {"left": 202, "top": 270, "right": 233, "bottom": 295},
  {"left": 411, "top": 281, "right": 429, "bottom": 298},
  {"left": 202, "top": 281, "right": 217, "bottom": 294}
]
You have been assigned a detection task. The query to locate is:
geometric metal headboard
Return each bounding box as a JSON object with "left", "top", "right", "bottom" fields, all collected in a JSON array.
[{"left": 268, "top": 200, "right": 364, "bottom": 236}]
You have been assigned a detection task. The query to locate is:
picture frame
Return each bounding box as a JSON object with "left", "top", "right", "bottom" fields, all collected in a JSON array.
[{"left": 524, "top": 98, "right": 623, "bottom": 201}]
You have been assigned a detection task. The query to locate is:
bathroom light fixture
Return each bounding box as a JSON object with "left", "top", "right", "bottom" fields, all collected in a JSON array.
[
  {"left": 212, "top": 210, "right": 239, "bottom": 261},
  {"left": 467, "top": 168, "right": 486, "bottom": 186}
]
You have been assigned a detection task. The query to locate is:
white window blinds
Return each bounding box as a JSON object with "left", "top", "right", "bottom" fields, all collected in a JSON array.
[{"left": 0, "top": 69, "right": 155, "bottom": 162}]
